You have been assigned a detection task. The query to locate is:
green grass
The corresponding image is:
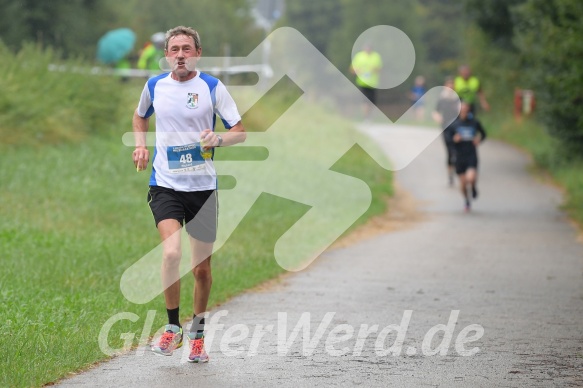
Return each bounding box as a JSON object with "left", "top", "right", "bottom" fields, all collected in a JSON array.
[
  {"left": 0, "top": 42, "right": 125, "bottom": 145},
  {"left": 481, "top": 112, "right": 583, "bottom": 225},
  {"left": 0, "top": 63, "right": 392, "bottom": 385}
]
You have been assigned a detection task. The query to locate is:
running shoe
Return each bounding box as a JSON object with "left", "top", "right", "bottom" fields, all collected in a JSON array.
[
  {"left": 187, "top": 332, "right": 209, "bottom": 363},
  {"left": 152, "top": 324, "right": 183, "bottom": 356},
  {"left": 464, "top": 199, "right": 471, "bottom": 213}
]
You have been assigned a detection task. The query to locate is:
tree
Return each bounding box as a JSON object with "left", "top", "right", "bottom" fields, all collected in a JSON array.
[
  {"left": 464, "top": 0, "right": 525, "bottom": 49},
  {"left": 280, "top": 0, "right": 342, "bottom": 56},
  {"left": 513, "top": 0, "right": 583, "bottom": 150},
  {"left": 104, "top": 0, "right": 263, "bottom": 57},
  {"left": 0, "top": 0, "right": 115, "bottom": 58},
  {"left": 417, "top": 0, "right": 466, "bottom": 77},
  {"left": 464, "top": 0, "right": 583, "bottom": 152}
]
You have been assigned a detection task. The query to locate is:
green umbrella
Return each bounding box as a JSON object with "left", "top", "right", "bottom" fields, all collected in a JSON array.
[{"left": 97, "top": 28, "right": 136, "bottom": 64}]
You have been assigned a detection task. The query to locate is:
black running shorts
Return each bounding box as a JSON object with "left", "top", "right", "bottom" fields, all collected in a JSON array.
[
  {"left": 455, "top": 154, "right": 478, "bottom": 175},
  {"left": 147, "top": 186, "right": 217, "bottom": 242}
]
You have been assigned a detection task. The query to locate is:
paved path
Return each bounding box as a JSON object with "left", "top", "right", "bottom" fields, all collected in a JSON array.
[{"left": 60, "top": 125, "right": 583, "bottom": 387}]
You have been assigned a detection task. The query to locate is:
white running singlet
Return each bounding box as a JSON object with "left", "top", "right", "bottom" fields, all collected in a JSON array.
[{"left": 136, "top": 71, "right": 241, "bottom": 192}]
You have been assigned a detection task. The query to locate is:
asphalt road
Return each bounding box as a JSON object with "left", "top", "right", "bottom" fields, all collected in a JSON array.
[{"left": 59, "top": 125, "right": 583, "bottom": 387}]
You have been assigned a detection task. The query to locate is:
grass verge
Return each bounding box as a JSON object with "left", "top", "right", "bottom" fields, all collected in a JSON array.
[{"left": 481, "top": 112, "right": 583, "bottom": 225}]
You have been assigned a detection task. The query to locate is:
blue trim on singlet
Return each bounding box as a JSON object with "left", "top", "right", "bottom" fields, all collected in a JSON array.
[
  {"left": 144, "top": 72, "right": 170, "bottom": 118},
  {"left": 149, "top": 146, "right": 158, "bottom": 186},
  {"left": 199, "top": 72, "right": 218, "bottom": 107},
  {"left": 198, "top": 72, "right": 235, "bottom": 130},
  {"left": 199, "top": 72, "right": 225, "bottom": 187},
  {"left": 145, "top": 73, "right": 169, "bottom": 185}
]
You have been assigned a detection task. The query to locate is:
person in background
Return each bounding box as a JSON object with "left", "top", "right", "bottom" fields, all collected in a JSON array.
[
  {"left": 350, "top": 44, "right": 383, "bottom": 121},
  {"left": 137, "top": 32, "right": 166, "bottom": 74},
  {"left": 433, "top": 76, "right": 460, "bottom": 186},
  {"left": 448, "top": 102, "right": 486, "bottom": 212},
  {"left": 132, "top": 26, "right": 246, "bottom": 363},
  {"left": 454, "top": 65, "right": 490, "bottom": 115},
  {"left": 409, "top": 75, "right": 427, "bottom": 121}
]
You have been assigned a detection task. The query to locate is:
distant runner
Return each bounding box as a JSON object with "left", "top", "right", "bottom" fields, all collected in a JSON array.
[
  {"left": 137, "top": 32, "right": 165, "bottom": 73},
  {"left": 409, "top": 75, "right": 427, "bottom": 122},
  {"left": 433, "top": 76, "right": 460, "bottom": 186},
  {"left": 454, "top": 65, "right": 490, "bottom": 115},
  {"left": 449, "top": 102, "right": 486, "bottom": 212},
  {"left": 350, "top": 44, "right": 383, "bottom": 121}
]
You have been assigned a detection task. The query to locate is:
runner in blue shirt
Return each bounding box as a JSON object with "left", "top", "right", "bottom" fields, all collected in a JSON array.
[{"left": 448, "top": 102, "right": 486, "bottom": 212}]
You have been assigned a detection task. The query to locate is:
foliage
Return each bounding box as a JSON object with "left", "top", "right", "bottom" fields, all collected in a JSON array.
[
  {"left": 513, "top": 0, "right": 583, "bottom": 152},
  {"left": 464, "top": 0, "right": 583, "bottom": 154},
  {"left": 464, "top": 0, "right": 524, "bottom": 48},
  {"left": 0, "top": 0, "right": 115, "bottom": 58},
  {"left": 101, "top": 0, "right": 264, "bottom": 57},
  {"left": 278, "top": 0, "right": 342, "bottom": 56},
  {"left": 416, "top": 0, "right": 466, "bottom": 79},
  {"left": 0, "top": 0, "right": 264, "bottom": 60}
]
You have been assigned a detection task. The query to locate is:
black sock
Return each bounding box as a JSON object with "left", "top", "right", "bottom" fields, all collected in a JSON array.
[
  {"left": 167, "top": 307, "right": 181, "bottom": 328},
  {"left": 191, "top": 314, "right": 205, "bottom": 335}
]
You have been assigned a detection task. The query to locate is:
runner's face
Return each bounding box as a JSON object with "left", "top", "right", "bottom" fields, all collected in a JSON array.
[{"left": 166, "top": 35, "right": 201, "bottom": 78}]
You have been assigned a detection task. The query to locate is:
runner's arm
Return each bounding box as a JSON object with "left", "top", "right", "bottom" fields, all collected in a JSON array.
[
  {"left": 132, "top": 110, "right": 150, "bottom": 170},
  {"left": 200, "top": 121, "right": 246, "bottom": 149},
  {"left": 477, "top": 121, "right": 486, "bottom": 142},
  {"left": 222, "top": 121, "right": 246, "bottom": 146}
]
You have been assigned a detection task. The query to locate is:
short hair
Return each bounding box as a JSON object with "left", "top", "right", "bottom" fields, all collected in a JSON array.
[{"left": 165, "top": 26, "right": 201, "bottom": 51}]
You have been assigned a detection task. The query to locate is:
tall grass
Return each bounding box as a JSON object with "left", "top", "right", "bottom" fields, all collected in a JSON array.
[{"left": 0, "top": 41, "right": 125, "bottom": 145}]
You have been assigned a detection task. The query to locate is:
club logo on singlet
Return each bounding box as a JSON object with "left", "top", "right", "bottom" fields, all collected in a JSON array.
[{"left": 186, "top": 93, "right": 198, "bottom": 109}]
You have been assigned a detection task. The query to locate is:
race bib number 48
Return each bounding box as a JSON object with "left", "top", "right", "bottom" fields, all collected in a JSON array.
[{"left": 167, "top": 143, "right": 205, "bottom": 173}]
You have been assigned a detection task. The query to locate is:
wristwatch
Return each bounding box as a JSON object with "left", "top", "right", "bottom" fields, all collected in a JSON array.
[{"left": 216, "top": 134, "right": 223, "bottom": 147}]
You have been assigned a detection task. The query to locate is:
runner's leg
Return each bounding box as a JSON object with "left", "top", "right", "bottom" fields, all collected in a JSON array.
[
  {"left": 189, "top": 238, "right": 213, "bottom": 318},
  {"left": 151, "top": 219, "right": 184, "bottom": 355},
  {"left": 458, "top": 172, "right": 471, "bottom": 211},
  {"left": 466, "top": 168, "right": 478, "bottom": 199},
  {"left": 188, "top": 237, "right": 213, "bottom": 362},
  {"left": 158, "top": 219, "right": 183, "bottom": 311}
]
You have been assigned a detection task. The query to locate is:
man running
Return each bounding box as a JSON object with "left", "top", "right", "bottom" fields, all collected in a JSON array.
[
  {"left": 449, "top": 102, "right": 486, "bottom": 212},
  {"left": 454, "top": 65, "right": 490, "bottom": 115},
  {"left": 132, "top": 26, "right": 246, "bottom": 363},
  {"left": 433, "top": 76, "right": 460, "bottom": 186},
  {"left": 350, "top": 44, "right": 383, "bottom": 121}
]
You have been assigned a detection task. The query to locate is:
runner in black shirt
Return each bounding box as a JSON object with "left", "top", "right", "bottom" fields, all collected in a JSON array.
[
  {"left": 433, "top": 77, "right": 460, "bottom": 186},
  {"left": 449, "top": 102, "right": 486, "bottom": 212}
]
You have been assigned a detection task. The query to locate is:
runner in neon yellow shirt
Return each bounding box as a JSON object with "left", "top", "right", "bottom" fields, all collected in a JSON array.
[
  {"left": 454, "top": 65, "right": 490, "bottom": 115},
  {"left": 350, "top": 45, "right": 383, "bottom": 120}
]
